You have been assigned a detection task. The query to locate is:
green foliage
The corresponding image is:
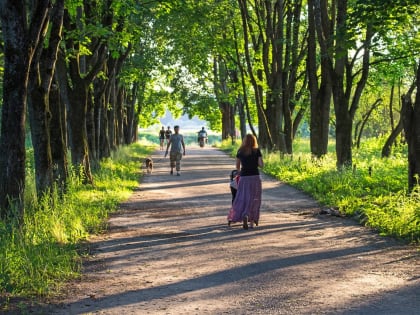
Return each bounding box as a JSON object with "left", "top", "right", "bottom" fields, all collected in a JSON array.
[
  {"left": 218, "top": 137, "right": 419, "bottom": 242},
  {"left": 218, "top": 138, "right": 241, "bottom": 156},
  {"left": 0, "top": 142, "right": 155, "bottom": 298}
]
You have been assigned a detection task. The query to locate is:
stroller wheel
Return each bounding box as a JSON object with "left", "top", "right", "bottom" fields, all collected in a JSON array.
[{"left": 228, "top": 220, "right": 232, "bottom": 226}]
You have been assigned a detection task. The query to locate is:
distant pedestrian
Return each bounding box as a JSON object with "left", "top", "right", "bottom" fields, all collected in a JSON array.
[
  {"left": 159, "top": 126, "right": 165, "bottom": 150},
  {"left": 227, "top": 134, "right": 263, "bottom": 229},
  {"left": 165, "top": 126, "right": 172, "bottom": 145},
  {"left": 164, "top": 125, "right": 186, "bottom": 176}
]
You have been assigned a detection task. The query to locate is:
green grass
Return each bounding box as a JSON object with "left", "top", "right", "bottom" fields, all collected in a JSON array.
[
  {"left": 0, "top": 141, "right": 156, "bottom": 302},
  {"left": 218, "top": 137, "right": 420, "bottom": 242}
]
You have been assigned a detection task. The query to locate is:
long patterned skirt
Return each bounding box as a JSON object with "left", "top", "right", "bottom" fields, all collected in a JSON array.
[{"left": 227, "top": 175, "right": 262, "bottom": 224}]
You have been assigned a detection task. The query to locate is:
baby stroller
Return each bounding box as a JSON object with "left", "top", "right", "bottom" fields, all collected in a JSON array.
[{"left": 229, "top": 170, "right": 240, "bottom": 203}]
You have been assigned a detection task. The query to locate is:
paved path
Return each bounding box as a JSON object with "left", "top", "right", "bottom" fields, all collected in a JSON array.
[{"left": 45, "top": 147, "right": 418, "bottom": 314}]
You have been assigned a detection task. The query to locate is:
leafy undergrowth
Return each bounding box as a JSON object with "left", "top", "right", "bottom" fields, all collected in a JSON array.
[
  {"left": 219, "top": 138, "right": 420, "bottom": 243},
  {"left": 0, "top": 142, "right": 155, "bottom": 301}
]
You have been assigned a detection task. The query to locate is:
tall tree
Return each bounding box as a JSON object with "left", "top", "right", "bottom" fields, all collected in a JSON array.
[
  {"left": 314, "top": 0, "right": 374, "bottom": 168},
  {"left": 213, "top": 56, "right": 236, "bottom": 140},
  {"left": 58, "top": 3, "right": 109, "bottom": 183},
  {"left": 0, "top": 0, "right": 51, "bottom": 219},
  {"left": 237, "top": 0, "right": 307, "bottom": 152},
  {"left": 307, "top": 0, "right": 332, "bottom": 158},
  {"left": 27, "top": 0, "right": 65, "bottom": 197},
  {"left": 237, "top": 0, "right": 276, "bottom": 149},
  {"left": 402, "top": 63, "right": 420, "bottom": 191},
  {"left": 282, "top": 0, "right": 308, "bottom": 153}
]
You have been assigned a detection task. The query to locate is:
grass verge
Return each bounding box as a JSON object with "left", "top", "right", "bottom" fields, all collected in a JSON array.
[
  {"left": 218, "top": 138, "right": 420, "bottom": 243},
  {"left": 0, "top": 141, "right": 155, "bottom": 306}
]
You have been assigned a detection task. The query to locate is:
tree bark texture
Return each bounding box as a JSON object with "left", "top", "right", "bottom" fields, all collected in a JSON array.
[
  {"left": 402, "top": 64, "right": 420, "bottom": 191},
  {"left": 116, "top": 86, "right": 125, "bottom": 146},
  {"left": 28, "top": 0, "right": 64, "bottom": 197},
  {"left": 0, "top": 0, "right": 50, "bottom": 219},
  {"left": 49, "top": 82, "right": 68, "bottom": 191},
  {"left": 308, "top": 0, "right": 332, "bottom": 158},
  {"left": 108, "top": 75, "right": 117, "bottom": 151},
  {"left": 355, "top": 98, "right": 381, "bottom": 149},
  {"left": 382, "top": 120, "right": 403, "bottom": 158},
  {"left": 213, "top": 57, "right": 235, "bottom": 141},
  {"left": 232, "top": 17, "right": 253, "bottom": 140},
  {"left": 124, "top": 83, "right": 138, "bottom": 145},
  {"left": 86, "top": 89, "right": 98, "bottom": 168},
  {"left": 282, "top": 0, "right": 305, "bottom": 154}
]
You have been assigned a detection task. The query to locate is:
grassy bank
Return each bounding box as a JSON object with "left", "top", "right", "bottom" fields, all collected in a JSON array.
[
  {"left": 0, "top": 142, "right": 155, "bottom": 302},
  {"left": 219, "top": 138, "right": 420, "bottom": 243}
]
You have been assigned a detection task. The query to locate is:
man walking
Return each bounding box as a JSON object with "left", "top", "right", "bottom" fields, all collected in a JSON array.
[{"left": 164, "top": 125, "right": 186, "bottom": 176}]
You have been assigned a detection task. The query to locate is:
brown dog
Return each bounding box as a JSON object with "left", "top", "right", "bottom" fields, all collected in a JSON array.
[{"left": 145, "top": 157, "right": 153, "bottom": 174}]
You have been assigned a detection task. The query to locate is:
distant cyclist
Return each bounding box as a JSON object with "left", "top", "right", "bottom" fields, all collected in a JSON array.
[{"left": 197, "top": 127, "right": 208, "bottom": 144}]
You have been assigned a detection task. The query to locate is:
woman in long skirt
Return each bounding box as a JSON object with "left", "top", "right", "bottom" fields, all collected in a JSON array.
[{"left": 227, "top": 134, "right": 264, "bottom": 229}]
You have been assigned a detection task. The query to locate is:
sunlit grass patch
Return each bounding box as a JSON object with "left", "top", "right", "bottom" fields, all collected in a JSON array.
[
  {"left": 217, "top": 137, "right": 419, "bottom": 242},
  {"left": 0, "top": 141, "right": 156, "bottom": 298}
]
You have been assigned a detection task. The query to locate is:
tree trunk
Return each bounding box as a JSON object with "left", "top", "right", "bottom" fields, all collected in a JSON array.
[
  {"left": 402, "top": 64, "right": 420, "bottom": 191},
  {"left": 237, "top": 0, "right": 272, "bottom": 149},
  {"left": 86, "top": 88, "right": 98, "bottom": 168},
  {"left": 61, "top": 7, "right": 108, "bottom": 183},
  {"left": 213, "top": 57, "right": 235, "bottom": 141},
  {"left": 124, "top": 83, "right": 138, "bottom": 145},
  {"left": 382, "top": 120, "right": 403, "bottom": 158},
  {"left": 261, "top": 0, "right": 283, "bottom": 151},
  {"left": 327, "top": 0, "right": 372, "bottom": 168},
  {"left": 94, "top": 76, "right": 111, "bottom": 160},
  {"left": 356, "top": 98, "right": 381, "bottom": 148},
  {"left": 49, "top": 82, "right": 68, "bottom": 192},
  {"left": 389, "top": 84, "right": 395, "bottom": 131},
  {"left": 282, "top": 0, "right": 305, "bottom": 155},
  {"left": 116, "top": 86, "right": 125, "bottom": 146},
  {"left": 55, "top": 51, "right": 72, "bottom": 147},
  {"left": 28, "top": 86, "right": 54, "bottom": 197},
  {"left": 237, "top": 97, "right": 247, "bottom": 140},
  {"left": 232, "top": 16, "right": 252, "bottom": 140},
  {"left": 108, "top": 75, "right": 117, "bottom": 151},
  {"left": 67, "top": 79, "right": 94, "bottom": 184},
  {"left": 27, "top": 0, "right": 64, "bottom": 197},
  {"left": 308, "top": 0, "right": 332, "bottom": 158},
  {"left": 230, "top": 100, "right": 237, "bottom": 142},
  {"left": 0, "top": 0, "right": 50, "bottom": 219},
  {"left": 334, "top": 100, "right": 353, "bottom": 168},
  {"left": 99, "top": 96, "right": 111, "bottom": 159},
  {"left": 219, "top": 102, "right": 233, "bottom": 140}
]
